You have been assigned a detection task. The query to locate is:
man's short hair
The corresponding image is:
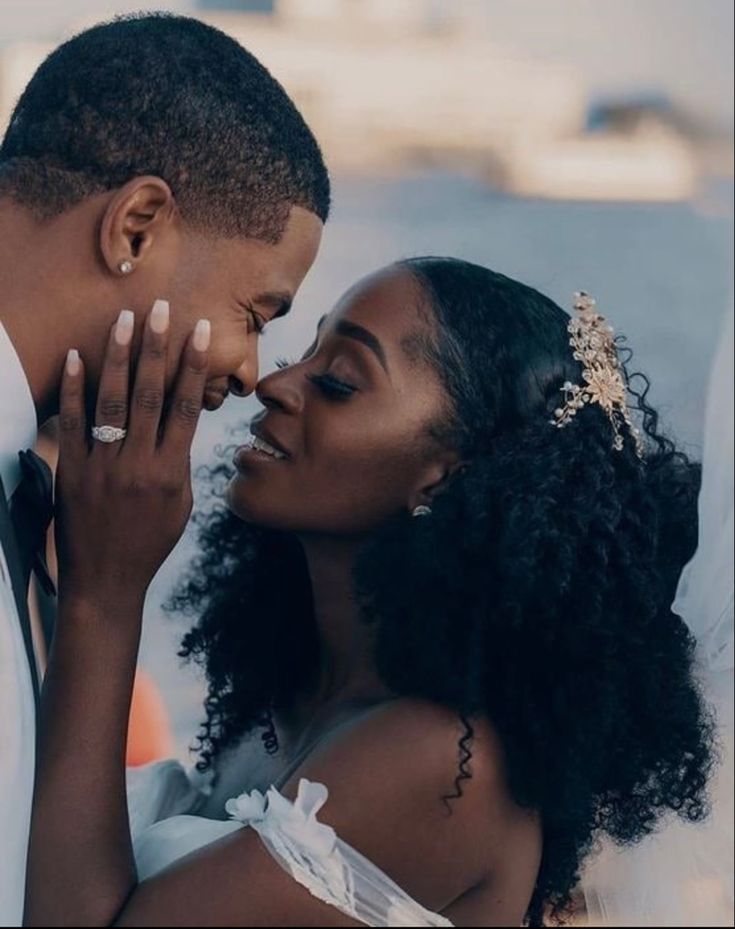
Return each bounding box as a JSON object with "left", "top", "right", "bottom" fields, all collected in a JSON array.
[{"left": 0, "top": 13, "right": 330, "bottom": 241}]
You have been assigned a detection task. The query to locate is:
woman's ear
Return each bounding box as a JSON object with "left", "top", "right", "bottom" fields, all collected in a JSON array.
[
  {"left": 407, "top": 454, "right": 466, "bottom": 513},
  {"left": 99, "top": 175, "right": 176, "bottom": 277}
]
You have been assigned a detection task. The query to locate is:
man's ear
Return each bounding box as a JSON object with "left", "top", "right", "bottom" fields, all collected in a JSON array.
[
  {"left": 407, "top": 453, "right": 466, "bottom": 513},
  {"left": 99, "top": 176, "right": 176, "bottom": 277}
]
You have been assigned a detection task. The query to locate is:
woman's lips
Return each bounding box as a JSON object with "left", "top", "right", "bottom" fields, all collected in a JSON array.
[
  {"left": 233, "top": 437, "right": 289, "bottom": 471},
  {"left": 250, "top": 423, "right": 291, "bottom": 459}
]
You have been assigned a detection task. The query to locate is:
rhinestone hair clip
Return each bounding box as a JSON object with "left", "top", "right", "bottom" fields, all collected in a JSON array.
[{"left": 550, "top": 292, "right": 644, "bottom": 458}]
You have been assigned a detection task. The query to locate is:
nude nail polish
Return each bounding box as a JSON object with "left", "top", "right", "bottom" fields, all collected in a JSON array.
[{"left": 115, "top": 310, "right": 135, "bottom": 346}]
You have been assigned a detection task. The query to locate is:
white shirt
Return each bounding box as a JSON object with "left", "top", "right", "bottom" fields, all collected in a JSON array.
[{"left": 0, "top": 318, "right": 37, "bottom": 926}]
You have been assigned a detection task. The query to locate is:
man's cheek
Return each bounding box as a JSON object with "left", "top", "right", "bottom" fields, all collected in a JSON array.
[{"left": 205, "top": 346, "right": 230, "bottom": 378}]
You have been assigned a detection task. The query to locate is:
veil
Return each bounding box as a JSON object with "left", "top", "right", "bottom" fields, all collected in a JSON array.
[{"left": 581, "top": 305, "right": 734, "bottom": 926}]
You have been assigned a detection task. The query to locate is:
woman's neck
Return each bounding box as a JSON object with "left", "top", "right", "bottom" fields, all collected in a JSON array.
[{"left": 298, "top": 535, "right": 393, "bottom": 713}]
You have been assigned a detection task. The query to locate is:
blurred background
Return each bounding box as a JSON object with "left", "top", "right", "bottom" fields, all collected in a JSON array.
[{"left": 5, "top": 0, "right": 732, "bottom": 760}]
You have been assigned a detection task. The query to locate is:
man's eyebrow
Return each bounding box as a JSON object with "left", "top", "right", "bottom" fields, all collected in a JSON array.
[
  {"left": 253, "top": 291, "right": 293, "bottom": 319},
  {"left": 335, "top": 319, "right": 388, "bottom": 373}
]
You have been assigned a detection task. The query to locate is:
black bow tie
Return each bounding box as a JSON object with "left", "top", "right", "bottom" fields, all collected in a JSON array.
[{"left": 9, "top": 449, "right": 56, "bottom": 597}]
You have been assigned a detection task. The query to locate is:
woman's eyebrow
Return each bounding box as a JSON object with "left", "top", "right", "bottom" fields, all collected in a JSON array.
[{"left": 334, "top": 319, "right": 389, "bottom": 373}]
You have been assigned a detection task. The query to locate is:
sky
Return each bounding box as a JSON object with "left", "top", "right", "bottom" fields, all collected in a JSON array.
[{"left": 0, "top": 0, "right": 731, "bottom": 129}]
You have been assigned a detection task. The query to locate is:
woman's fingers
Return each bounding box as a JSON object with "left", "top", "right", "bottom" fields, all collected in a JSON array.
[
  {"left": 92, "top": 309, "right": 134, "bottom": 453},
  {"left": 161, "top": 319, "right": 210, "bottom": 461},
  {"left": 62, "top": 298, "right": 206, "bottom": 472},
  {"left": 52, "top": 305, "right": 208, "bottom": 602},
  {"left": 58, "top": 349, "right": 87, "bottom": 472},
  {"left": 126, "top": 300, "right": 170, "bottom": 451}
]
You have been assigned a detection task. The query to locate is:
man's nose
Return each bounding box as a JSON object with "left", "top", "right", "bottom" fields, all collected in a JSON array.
[{"left": 228, "top": 345, "right": 259, "bottom": 398}]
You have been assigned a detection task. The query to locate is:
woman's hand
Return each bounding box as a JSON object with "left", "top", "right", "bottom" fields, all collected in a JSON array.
[{"left": 54, "top": 300, "right": 210, "bottom": 607}]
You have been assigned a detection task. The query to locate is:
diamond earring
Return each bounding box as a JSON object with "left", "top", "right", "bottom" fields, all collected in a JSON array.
[
  {"left": 412, "top": 505, "right": 432, "bottom": 517},
  {"left": 118, "top": 260, "right": 133, "bottom": 275}
]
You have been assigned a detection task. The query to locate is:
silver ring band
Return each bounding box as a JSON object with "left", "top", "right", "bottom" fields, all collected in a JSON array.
[{"left": 91, "top": 425, "right": 127, "bottom": 443}]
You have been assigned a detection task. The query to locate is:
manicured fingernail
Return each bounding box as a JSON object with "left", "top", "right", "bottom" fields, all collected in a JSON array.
[
  {"left": 150, "top": 299, "right": 170, "bottom": 334},
  {"left": 115, "top": 310, "right": 135, "bottom": 346},
  {"left": 66, "top": 348, "right": 80, "bottom": 376},
  {"left": 193, "top": 318, "right": 211, "bottom": 352}
]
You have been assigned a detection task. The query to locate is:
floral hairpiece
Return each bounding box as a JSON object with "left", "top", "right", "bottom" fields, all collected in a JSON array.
[{"left": 550, "top": 292, "right": 643, "bottom": 458}]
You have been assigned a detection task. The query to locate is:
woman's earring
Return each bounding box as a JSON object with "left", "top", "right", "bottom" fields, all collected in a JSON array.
[
  {"left": 412, "top": 505, "right": 432, "bottom": 517},
  {"left": 118, "top": 260, "right": 134, "bottom": 275}
]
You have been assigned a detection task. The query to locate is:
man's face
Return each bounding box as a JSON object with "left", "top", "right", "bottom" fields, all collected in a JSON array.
[{"left": 162, "top": 206, "right": 323, "bottom": 409}]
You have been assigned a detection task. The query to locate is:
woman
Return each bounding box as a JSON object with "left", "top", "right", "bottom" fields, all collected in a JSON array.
[{"left": 24, "top": 259, "right": 716, "bottom": 926}]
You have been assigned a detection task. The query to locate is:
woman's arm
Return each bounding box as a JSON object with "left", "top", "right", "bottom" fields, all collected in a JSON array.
[
  {"left": 24, "top": 303, "right": 210, "bottom": 926},
  {"left": 26, "top": 594, "right": 143, "bottom": 926}
]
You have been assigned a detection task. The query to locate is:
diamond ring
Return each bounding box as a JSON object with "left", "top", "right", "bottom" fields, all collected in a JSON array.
[{"left": 91, "top": 425, "right": 127, "bottom": 443}]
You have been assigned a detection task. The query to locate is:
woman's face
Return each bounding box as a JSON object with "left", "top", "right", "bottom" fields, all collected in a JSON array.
[{"left": 226, "top": 265, "right": 455, "bottom": 535}]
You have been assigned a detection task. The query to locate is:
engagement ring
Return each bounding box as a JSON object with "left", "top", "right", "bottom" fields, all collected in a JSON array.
[{"left": 91, "top": 425, "right": 127, "bottom": 443}]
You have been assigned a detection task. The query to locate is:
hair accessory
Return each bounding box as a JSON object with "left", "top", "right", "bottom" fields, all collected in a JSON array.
[{"left": 550, "top": 292, "right": 643, "bottom": 458}]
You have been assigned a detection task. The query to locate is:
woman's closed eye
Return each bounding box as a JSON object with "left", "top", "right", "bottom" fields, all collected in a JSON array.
[
  {"left": 274, "top": 357, "right": 358, "bottom": 399},
  {"left": 306, "top": 372, "right": 358, "bottom": 399}
]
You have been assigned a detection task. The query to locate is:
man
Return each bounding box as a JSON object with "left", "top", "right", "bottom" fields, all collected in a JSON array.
[{"left": 0, "top": 13, "right": 328, "bottom": 923}]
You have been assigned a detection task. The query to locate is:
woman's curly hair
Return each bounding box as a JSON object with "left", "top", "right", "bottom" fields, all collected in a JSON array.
[{"left": 167, "top": 258, "right": 715, "bottom": 925}]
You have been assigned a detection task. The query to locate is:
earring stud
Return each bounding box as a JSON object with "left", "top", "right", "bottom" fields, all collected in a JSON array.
[
  {"left": 118, "top": 260, "right": 133, "bottom": 275},
  {"left": 412, "top": 505, "right": 432, "bottom": 517}
]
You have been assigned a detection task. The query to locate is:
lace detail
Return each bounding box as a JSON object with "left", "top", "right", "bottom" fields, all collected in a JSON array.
[
  {"left": 226, "top": 777, "right": 454, "bottom": 927},
  {"left": 226, "top": 780, "right": 347, "bottom": 911}
]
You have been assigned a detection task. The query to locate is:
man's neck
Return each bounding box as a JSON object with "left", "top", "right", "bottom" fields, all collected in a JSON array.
[{"left": 0, "top": 200, "right": 94, "bottom": 425}]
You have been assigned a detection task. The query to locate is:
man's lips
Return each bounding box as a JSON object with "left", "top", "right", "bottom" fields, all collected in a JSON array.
[{"left": 203, "top": 387, "right": 228, "bottom": 411}]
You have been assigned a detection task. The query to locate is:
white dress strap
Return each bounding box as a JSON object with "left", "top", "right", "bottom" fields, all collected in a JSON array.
[{"left": 226, "top": 777, "right": 454, "bottom": 928}]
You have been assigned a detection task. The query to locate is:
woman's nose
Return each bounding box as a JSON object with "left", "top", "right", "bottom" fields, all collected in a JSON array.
[{"left": 255, "top": 367, "right": 303, "bottom": 415}]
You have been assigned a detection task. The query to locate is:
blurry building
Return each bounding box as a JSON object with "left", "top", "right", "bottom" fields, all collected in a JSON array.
[
  {"left": 0, "top": 41, "right": 51, "bottom": 134},
  {"left": 0, "top": 0, "right": 717, "bottom": 201},
  {"left": 196, "top": 0, "right": 585, "bottom": 173},
  {"left": 199, "top": 0, "right": 274, "bottom": 11}
]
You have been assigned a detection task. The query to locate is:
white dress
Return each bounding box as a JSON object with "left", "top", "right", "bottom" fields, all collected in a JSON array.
[
  {"left": 580, "top": 305, "right": 734, "bottom": 927},
  {"left": 0, "top": 320, "right": 39, "bottom": 927},
  {"left": 127, "top": 713, "right": 454, "bottom": 929}
]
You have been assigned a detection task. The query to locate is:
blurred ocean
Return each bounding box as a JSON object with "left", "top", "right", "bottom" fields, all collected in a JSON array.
[{"left": 139, "top": 171, "right": 734, "bottom": 759}]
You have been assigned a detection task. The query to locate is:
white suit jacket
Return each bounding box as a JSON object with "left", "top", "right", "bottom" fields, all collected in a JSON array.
[{"left": 0, "top": 319, "right": 37, "bottom": 926}]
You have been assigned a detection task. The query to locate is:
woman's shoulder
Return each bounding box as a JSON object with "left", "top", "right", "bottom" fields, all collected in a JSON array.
[
  {"left": 323, "top": 696, "right": 510, "bottom": 799},
  {"left": 280, "top": 696, "right": 538, "bottom": 912}
]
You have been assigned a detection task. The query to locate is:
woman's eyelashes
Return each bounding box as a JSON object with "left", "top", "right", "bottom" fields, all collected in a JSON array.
[
  {"left": 307, "top": 372, "right": 358, "bottom": 399},
  {"left": 274, "top": 336, "right": 318, "bottom": 369},
  {"left": 273, "top": 358, "right": 357, "bottom": 399}
]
